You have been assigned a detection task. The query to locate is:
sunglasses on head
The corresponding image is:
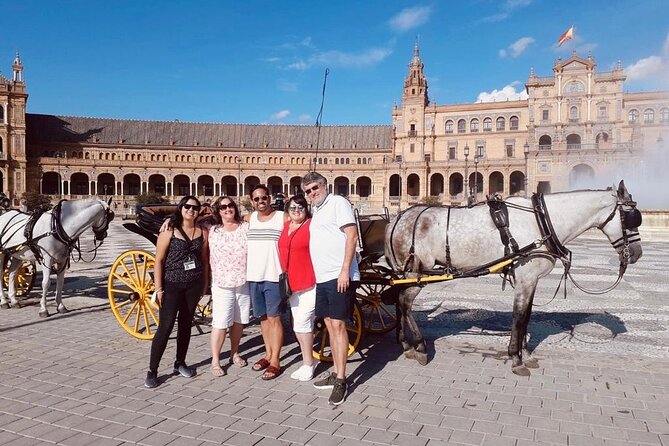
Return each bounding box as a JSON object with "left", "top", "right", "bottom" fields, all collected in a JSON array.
[
  {"left": 288, "top": 205, "right": 305, "bottom": 212},
  {"left": 303, "top": 184, "right": 320, "bottom": 195},
  {"left": 217, "top": 203, "right": 236, "bottom": 210},
  {"left": 253, "top": 195, "right": 270, "bottom": 202},
  {"left": 182, "top": 204, "right": 201, "bottom": 211}
]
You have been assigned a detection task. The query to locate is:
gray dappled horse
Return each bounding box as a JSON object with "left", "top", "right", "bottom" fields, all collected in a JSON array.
[
  {"left": 0, "top": 198, "right": 114, "bottom": 317},
  {"left": 384, "top": 181, "right": 642, "bottom": 376}
]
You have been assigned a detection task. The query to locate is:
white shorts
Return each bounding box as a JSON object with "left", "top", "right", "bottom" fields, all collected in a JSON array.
[
  {"left": 211, "top": 283, "right": 251, "bottom": 329},
  {"left": 289, "top": 285, "right": 316, "bottom": 333}
]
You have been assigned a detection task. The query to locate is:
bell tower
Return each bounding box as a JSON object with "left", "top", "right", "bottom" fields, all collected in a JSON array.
[
  {"left": 0, "top": 51, "right": 28, "bottom": 200},
  {"left": 402, "top": 40, "right": 429, "bottom": 107}
]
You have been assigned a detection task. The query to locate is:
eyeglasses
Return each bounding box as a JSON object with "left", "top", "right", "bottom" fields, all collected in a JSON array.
[
  {"left": 288, "top": 205, "right": 305, "bottom": 212},
  {"left": 217, "top": 203, "right": 236, "bottom": 210},
  {"left": 303, "top": 184, "right": 320, "bottom": 195},
  {"left": 182, "top": 204, "right": 201, "bottom": 211},
  {"left": 253, "top": 196, "right": 270, "bottom": 202}
]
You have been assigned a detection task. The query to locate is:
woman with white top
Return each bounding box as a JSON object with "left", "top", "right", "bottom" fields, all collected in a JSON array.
[{"left": 207, "top": 196, "right": 250, "bottom": 377}]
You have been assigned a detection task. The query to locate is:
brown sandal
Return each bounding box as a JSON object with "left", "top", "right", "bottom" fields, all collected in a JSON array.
[
  {"left": 261, "top": 365, "right": 282, "bottom": 380},
  {"left": 252, "top": 358, "right": 270, "bottom": 372}
]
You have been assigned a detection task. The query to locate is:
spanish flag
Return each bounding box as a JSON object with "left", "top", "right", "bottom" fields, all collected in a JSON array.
[{"left": 558, "top": 26, "right": 574, "bottom": 47}]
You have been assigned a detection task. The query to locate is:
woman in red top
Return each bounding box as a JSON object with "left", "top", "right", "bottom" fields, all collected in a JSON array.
[{"left": 278, "top": 195, "right": 318, "bottom": 381}]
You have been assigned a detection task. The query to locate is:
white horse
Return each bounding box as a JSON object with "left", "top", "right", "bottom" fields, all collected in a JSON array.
[
  {"left": 385, "top": 180, "right": 643, "bottom": 376},
  {"left": 0, "top": 198, "right": 114, "bottom": 317}
]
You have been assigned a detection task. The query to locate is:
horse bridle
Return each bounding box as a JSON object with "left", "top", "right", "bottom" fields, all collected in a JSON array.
[{"left": 598, "top": 197, "right": 642, "bottom": 266}]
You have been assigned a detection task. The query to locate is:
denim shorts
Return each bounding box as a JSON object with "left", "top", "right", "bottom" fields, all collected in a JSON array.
[
  {"left": 314, "top": 279, "right": 359, "bottom": 321},
  {"left": 249, "top": 281, "right": 282, "bottom": 318}
]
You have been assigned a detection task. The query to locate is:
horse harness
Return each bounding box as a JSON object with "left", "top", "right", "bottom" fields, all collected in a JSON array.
[
  {"left": 388, "top": 191, "right": 642, "bottom": 293},
  {"left": 1, "top": 200, "right": 113, "bottom": 273}
]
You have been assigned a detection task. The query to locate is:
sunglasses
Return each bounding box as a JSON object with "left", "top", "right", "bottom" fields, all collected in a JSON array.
[
  {"left": 288, "top": 205, "right": 305, "bottom": 212},
  {"left": 303, "top": 184, "right": 320, "bottom": 195},
  {"left": 217, "top": 203, "right": 236, "bottom": 210},
  {"left": 253, "top": 196, "right": 270, "bottom": 202},
  {"left": 182, "top": 204, "right": 201, "bottom": 211}
]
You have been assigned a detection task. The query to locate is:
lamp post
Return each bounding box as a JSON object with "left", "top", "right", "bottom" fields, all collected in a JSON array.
[
  {"left": 473, "top": 155, "right": 479, "bottom": 201},
  {"left": 523, "top": 142, "right": 530, "bottom": 197},
  {"left": 463, "top": 144, "right": 469, "bottom": 202},
  {"left": 54, "top": 151, "right": 65, "bottom": 198},
  {"left": 236, "top": 156, "right": 242, "bottom": 198}
]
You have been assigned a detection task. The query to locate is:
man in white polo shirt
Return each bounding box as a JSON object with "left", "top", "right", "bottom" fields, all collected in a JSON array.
[{"left": 302, "top": 171, "right": 359, "bottom": 406}]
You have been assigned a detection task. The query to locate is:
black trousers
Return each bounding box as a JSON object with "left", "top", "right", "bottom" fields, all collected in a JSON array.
[{"left": 149, "top": 279, "right": 203, "bottom": 372}]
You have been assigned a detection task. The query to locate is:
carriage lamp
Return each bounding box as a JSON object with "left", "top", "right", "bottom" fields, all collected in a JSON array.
[
  {"left": 463, "top": 144, "right": 470, "bottom": 201},
  {"left": 523, "top": 142, "right": 530, "bottom": 196}
]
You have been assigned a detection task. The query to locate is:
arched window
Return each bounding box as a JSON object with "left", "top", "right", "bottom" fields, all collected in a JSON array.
[
  {"left": 509, "top": 116, "right": 519, "bottom": 130},
  {"left": 628, "top": 109, "right": 639, "bottom": 123},
  {"left": 660, "top": 108, "right": 669, "bottom": 122},
  {"left": 335, "top": 158, "right": 339, "bottom": 165},
  {"left": 483, "top": 117, "right": 492, "bottom": 131},
  {"left": 496, "top": 117, "right": 505, "bottom": 131},
  {"left": 445, "top": 120, "right": 454, "bottom": 133},
  {"left": 0, "top": 105, "right": 4, "bottom": 122},
  {"left": 569, "top": 106, "right": 578, "bottom": 120},
  {"left": 0, "top": 136, "right": 3, "bottom": 153},
  {"left": 470, "top": 118, "right": 479, "bottom": 132},
  {"left": 457, "top": 119, "right": 466, "bottom": 133},
  {"left": 644, "top": 108, "right": 655, "bottom": 123}
]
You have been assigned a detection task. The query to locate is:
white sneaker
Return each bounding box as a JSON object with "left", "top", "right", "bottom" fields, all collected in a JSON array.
[{"left": 290, "top": 361, "right": 319, "bottom": 381}]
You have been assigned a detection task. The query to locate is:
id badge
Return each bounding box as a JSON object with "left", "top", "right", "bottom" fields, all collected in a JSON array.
[{"left": 184, "top": 259, "right": 196, "bottom": 271}]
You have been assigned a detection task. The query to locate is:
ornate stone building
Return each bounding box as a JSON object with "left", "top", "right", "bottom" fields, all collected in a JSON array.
[{"left": 2, "top": 45, "right": 667, "bottom": 212}]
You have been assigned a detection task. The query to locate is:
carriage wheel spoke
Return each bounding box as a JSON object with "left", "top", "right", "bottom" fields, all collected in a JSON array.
[
  {"left": 146, "top": 303, "right": 159, "bottom": 326},
  {"left": 112, "top": 272, "right": 137, "bottom": 291},
  {"left": 119, "top": 262, "right": 140, "bottom": 290},
  {"left": 122, "top": 301, "right": 139, "bottom": 324},
  {"left": 113, "top": 297, "right": 134, "bottom": 308},
  {"left": 141, "top": 304, "right": 151, "bottom": 334},
  {"left": 133, "top": 304, "right": 142, "bottom": 332},
  {"left": 110, "top": 288, "right": 134, "bottom": 296}
]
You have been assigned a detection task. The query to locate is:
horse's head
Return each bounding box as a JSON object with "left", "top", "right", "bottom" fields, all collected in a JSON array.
[
  {"left": 599, "top": 180, "right": 643, "bottom": 265},
  {"left": 92, "top": 197, "right": 115, "bottom": 241}
]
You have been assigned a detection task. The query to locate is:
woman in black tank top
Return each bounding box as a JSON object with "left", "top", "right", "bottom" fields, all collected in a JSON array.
[{"left": 144, "top": 196, "right": 210, "bottom": 389}]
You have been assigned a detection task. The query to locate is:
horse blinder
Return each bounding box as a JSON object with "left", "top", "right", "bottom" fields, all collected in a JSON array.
[{"left": 622, "top": 208, "right": 642, "bottom": 230}]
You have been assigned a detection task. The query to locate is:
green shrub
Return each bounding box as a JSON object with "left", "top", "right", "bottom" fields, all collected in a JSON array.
[
  {"left": 22, "top": 191, "right": 53, "bottom": 212},
  {"left": 134, "top": 193, "right": 168, "bottom": 205}
]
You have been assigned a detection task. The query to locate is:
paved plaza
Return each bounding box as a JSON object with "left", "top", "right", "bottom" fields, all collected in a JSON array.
[{"left": 1, "top": 220, "right": 668, "bottom": 445}]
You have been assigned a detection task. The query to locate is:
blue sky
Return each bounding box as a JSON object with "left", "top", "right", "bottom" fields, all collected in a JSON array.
[{"left": 1, "top": 0, "right": 667, "bottom": 125}]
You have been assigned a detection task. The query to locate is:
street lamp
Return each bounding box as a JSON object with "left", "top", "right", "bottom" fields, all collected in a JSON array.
[
  {"left": 236, "top": 156, "right": 242, "bottom": 197},
  {"left": 463, "top": 144, "right": 469, "bottom": 202},
  {"left": 54, "top": 151, "right": 65, "bottom": 198},
  {"left": 523, "top": 142, "right": 530, "bottom": 197},
  {"left": 473, "top": 155, "right": 479, "bottom": 201}
]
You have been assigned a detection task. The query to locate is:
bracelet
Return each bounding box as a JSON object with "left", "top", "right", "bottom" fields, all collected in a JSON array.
[{"left": 155, "top": 288, "right": 164, "bottom": 293}]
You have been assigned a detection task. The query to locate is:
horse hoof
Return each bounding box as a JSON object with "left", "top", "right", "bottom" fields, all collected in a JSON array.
[
  {"left": 57, "top": 306, "right": 69, "bottom": 314},
  {"left": 0, "top": 303, "right": 9, "bottom": 310},
  {"left": 38, "top": 310, "right": 49, "bottom": 318},
  {"left": 512, "top": 365, "right": 531, "bottom": 376},
  {"left": 414, "top": 351, "right": 428, "bottom": 366},
  {"left": 404, "top": 348, "right": 416, "bottom": 360},
  {"left": 524, "top": 358, "right": 540, "bottom": 369}
]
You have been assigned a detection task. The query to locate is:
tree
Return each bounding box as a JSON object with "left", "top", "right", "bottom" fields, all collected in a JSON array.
[
  {"left": 134, "top": 193, "right": 168, "bottom": 205},
  {"left": 421, "top": 196, "right": 442, "bottom": 206},
  {"left": 22, "top": 191, "right": 53, "bottom": 212}
]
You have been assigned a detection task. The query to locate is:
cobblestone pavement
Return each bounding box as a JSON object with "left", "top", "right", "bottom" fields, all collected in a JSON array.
[{"left": 0, "top": 221, "right": 668, "bottom": 445}]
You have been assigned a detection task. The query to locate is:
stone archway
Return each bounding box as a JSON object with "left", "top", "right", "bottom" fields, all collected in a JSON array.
[
  {"left": 222, "top": 175, "right": 237, "bottom": 196},
  {"left": 569, "top": 164, "right": 595, "bottom": 188},
  {"left": 97, "top": 173, "right": 115, "bottom": 196},
  {"left": 389, "top": 174, "right": 401, "bottom": 197},
  {"left": 148, "top": 174, "right": 166, "bottom": 195},
  {"left": 356, "top": 176, "right": 372, "bottom": 198},
  {"left": 334, "top": 176, "right": 349, "bottom": 197},
  {"left": 407, "top": 173, "right": 420, "bottom": 197},
  {"left": 429, "top": 173, "right": 444, "bottom": 196},
  {"left": 449, "top": 173, "right": 463, "bottom": 198},
  {"left": 70, "top": 172, "right": 90, "bottom": 196},
  {"left": 173, "top": 174, "right": 190, "bottom": 197},
  {"left": 123, "top": 173, "right": 141, "bottom": 196},
  {"left": 488, "top": 171, "right": 504, "bottom": 195}
]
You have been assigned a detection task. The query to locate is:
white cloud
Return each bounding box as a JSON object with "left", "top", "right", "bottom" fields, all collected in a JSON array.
[
  {"left": 625, "top": 33, "right": 669, "bottom": 83},
  {"left": 287, "top": 60, "right": 308, "bottom": 70},
  {"left": 297, "top": 114, "right": 312, "bottom": 123},
  {"left": 310, "top": 48, "right": 392, "bottom": 67},
  {"left": 389, "top": 6, "right": 432, "bottom": 32},
  {"left": 481, "top": 0, "right": 533, "bottom": 23},
  {"left": 270, "top": 110, "right": 290, "bottom": 120},
  {"left": 499, "top": 37, "right": 535, "bottom": 58},
  {"left": 476, "top": 83, "right": 529, "bottom": 103}
]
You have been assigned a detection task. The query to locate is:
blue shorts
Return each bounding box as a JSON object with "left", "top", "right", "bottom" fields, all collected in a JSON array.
[
  {"left": 249, "top": 281, "right": 282, "bottom": 318},
  {"left": 315, "top": 279, "right": 359, "bottom": 321}
]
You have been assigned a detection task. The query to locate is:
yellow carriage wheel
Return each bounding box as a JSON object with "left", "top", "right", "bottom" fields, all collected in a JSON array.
[
  {"left": 108, "top": 250, "right": 159, "bottom": 340},
  {"left": 3, "top": 259, "right": 37, "bottom": 298},
  {"left": 357, "top": 274, "right": 398, "bottom": 335},
  {"left": 312, "top": 301, "right": 364, "bottom": 362}
]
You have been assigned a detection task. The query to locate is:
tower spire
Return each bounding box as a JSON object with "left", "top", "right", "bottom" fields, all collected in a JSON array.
[
  {"left": 12, "top": 50, "right": 23, "bottom": 82},
  {"left": 403, "top": 41, "right": 428, "bottom": 106}
]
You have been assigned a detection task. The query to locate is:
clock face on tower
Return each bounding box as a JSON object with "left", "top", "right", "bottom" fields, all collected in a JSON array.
[{"left": 564, "top": 80, "right": 585, "bottom": 95}]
